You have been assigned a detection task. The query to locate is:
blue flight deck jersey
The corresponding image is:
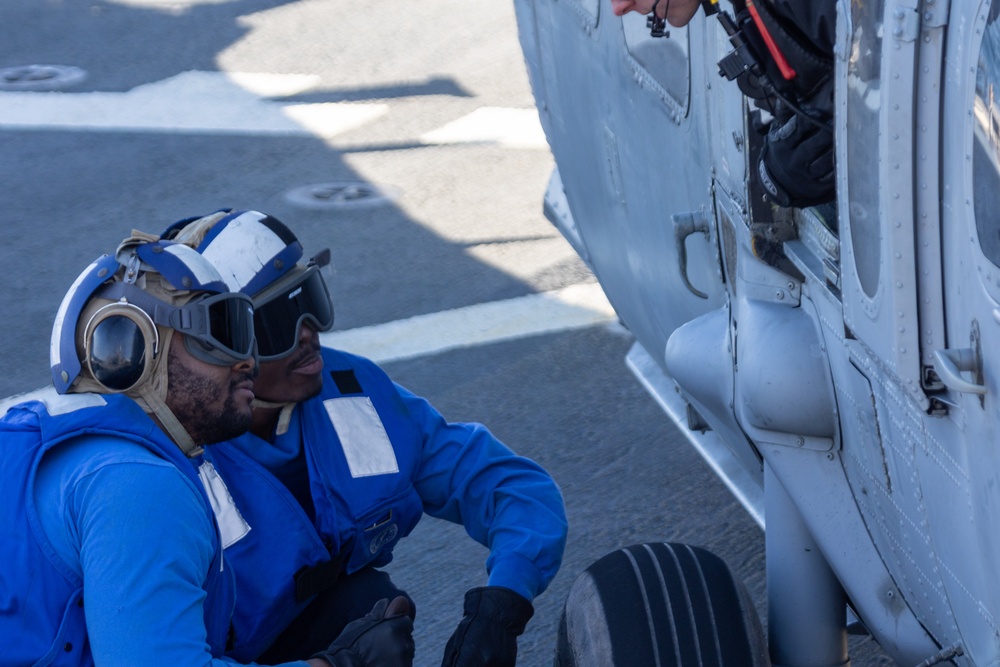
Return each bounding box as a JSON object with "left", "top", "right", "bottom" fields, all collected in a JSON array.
[
  {"left": 207, "top": 347, "right": 568, "bottom": 660},
  {"left": 0, "top": 393, "right": 309, "bottom": 667}
]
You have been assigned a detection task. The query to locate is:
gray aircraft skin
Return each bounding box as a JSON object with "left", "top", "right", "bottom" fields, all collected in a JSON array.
[{"left": 515, "top": 0, "right": 1000, "bottom": 665}]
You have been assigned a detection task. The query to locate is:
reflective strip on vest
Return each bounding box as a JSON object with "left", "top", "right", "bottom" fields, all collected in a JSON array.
[
  {"left": 322, "top": 396, "right": 398, "bottom": 477},
  {"left": 198, "top": 461, "right": 252, "bottom": 549}
]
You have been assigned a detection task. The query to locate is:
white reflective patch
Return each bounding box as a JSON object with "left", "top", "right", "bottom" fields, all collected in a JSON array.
[
  {"left": 323, "top": 397, "right": 399, "bottom": 477},
  {"left": 40, "top": 392, "right": 107, "bottom": 417},
  {"left": 201, "top": 211, "right": 288, "bottom": 292},
  {"left": 198, "top": 461, "right": 251, "bottom": 548},
  {"left": 162, "top": 244, "right": 227, "bottom": 288}
]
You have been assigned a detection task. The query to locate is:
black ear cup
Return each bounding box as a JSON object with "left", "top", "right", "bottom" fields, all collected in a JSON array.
[{"left": 84, "top": 302, "right": 159, "bottom": 393}]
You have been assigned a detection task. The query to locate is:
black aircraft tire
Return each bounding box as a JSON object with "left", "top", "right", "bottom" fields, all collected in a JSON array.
[{"left": 555, "top": 542, "right": 769, "bottom": 667}]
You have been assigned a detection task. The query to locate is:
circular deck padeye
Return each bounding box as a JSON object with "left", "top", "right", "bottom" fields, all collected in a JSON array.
[
  {"left": 0, "top": 65, "right": 87, "bottom": 91},
  {"left": 284, "top": 181, "right": 401, "bottom": 210}
]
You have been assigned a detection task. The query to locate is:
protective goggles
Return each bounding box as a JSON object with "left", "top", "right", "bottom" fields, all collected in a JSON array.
[
  {"left": 180, "top": 291, "right": 258, "bottom": 366},
  {"left": 95, "top": 282, "right": 257, "bottom": 367},
  {"left": 253, "top": 263, "right": 335, "bottom": 360}
]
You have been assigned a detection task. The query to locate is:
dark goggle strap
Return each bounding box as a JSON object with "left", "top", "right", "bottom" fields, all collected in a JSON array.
[{"left": 94, "top": 282, "right": 256, "bottom": 365}]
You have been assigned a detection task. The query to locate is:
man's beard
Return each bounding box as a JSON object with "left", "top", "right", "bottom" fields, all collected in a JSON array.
[{"left": 168, "top": 365, "right": 253, "bottom": 445}]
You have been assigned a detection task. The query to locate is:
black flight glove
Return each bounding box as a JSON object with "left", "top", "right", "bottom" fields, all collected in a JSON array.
[
  {"left": 441, "top": 586, "right": 534, "bottom": 667},
  {"left": 757, "top": 109, "right": 835, "bottom": 209},
  {"left": 311, "top": 596, "right": 414, "bottom": 667},
  {"left": 755, "top": 64, "right": 836, "bottom": 211}
]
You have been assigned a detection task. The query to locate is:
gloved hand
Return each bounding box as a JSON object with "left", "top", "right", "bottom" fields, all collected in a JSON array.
[
  {"left": 311, "top": 596, "right": 414, "bottom": 667},
  {"left": 441, "top": 586, "right": 534, "bottom": 667},
  {"left": 757, "top": 108, "right": 835, "bottom": 209}
]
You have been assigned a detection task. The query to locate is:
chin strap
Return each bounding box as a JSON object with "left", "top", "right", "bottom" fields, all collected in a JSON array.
[
  {"left": 251, "top": 398, "right": 297, "bottom": 436},
  {"left": 138, "top": 386, "right": 203, "bottom": 457},
  {"left": 127, "top": 328, "right": 204, "bottom": 458}
]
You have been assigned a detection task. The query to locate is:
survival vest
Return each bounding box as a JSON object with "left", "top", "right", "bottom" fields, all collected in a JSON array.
[
  {"left": 205, "top": 348, "right": 426, "bottom": 660},
  {"left": 0, "top": 393, "right": 234, "bottom": 666}
]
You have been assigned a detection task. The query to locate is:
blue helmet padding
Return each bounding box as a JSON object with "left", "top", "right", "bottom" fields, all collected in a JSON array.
[
  {"left": 50, "top": 254, "right": 120, "bottom": 393},
  {"left": 193, "top": 210, "right": 304, "bottom": 297},
  {"left": 133, "top": 241, "right": 231, "bottom": 293},
  {"left": 241, "top": 243, "right": 302, "bottom": 297}
]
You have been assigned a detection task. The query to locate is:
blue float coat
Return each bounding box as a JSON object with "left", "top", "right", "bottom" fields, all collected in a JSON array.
[
  {"left": 0, "top": 393, "right": 307, "bottom": 667},
  {"left": 208, "top": 347, "right": 569, "bottom": 660}
]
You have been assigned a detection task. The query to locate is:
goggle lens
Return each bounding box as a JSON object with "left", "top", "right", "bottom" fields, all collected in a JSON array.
[
  {"left": 207, "top": 296, "right": 256, "bottom": 358},
  {"left": 254, "top": 268, "right": 334, "bottom": 359},
  {"left": 178, "top": 291, "right": 256, "bottom": 367}
]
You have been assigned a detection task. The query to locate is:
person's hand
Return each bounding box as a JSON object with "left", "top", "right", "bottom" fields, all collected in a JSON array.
[
  {"left": 758, "top": 111, "right": 835, "bottom": 209},
  {"left": 441, "top": 587, "right": 534, "bottom": 667},
  {"left": 610, "top": 0, "right": 656, "bottom": 17},
  {"left": 610, "top": 0, "right": 700, "bottom": 26},
  {"left": 310, "top": 596, "right": 414, "bottom": 667}
]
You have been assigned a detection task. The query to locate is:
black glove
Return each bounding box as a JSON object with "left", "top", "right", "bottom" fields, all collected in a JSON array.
[
  {"left": 441, "top": 586, "right": 534, "bottom": 667},
  {"left": 756, "top": 92, "right": 835, "bottom": 209},
  {"left": 311, "top": 596, "right": 414, "bottom": 667}
]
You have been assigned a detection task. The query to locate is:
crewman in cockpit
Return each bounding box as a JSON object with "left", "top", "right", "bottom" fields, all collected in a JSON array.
[{"left": 611, "top": 0, "right": 836, "bottom": 210}]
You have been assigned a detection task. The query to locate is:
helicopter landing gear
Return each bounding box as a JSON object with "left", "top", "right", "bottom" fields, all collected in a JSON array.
[{"left": 555, "top": 542, "right": 768, "bottom": 666}]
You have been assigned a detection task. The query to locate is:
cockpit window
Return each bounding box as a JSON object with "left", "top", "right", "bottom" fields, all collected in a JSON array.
[
  {"left": 622, "top": 12, "right": 690, "bottom": 112},
  {"left": 973, "top": 5, "right": 1000, "bottom": 268},
  {"left": 846, "top": 0, "right": 884, "bottom": 298}
]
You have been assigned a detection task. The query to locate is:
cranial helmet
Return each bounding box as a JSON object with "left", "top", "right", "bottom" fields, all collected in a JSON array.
[
  {"left": 164, "top": 209, "right": 335, "bottom": 361},
  {"left": 50, "top": 230, "right": 257, "bottom": 454}
]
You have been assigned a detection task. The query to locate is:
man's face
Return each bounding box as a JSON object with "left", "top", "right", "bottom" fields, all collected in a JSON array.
[
  {"left": 252, "top": 322, "right": 325, "bottom": 404},
  {"left": 166, "top": 335, "right": 256, "bottom": 445}
]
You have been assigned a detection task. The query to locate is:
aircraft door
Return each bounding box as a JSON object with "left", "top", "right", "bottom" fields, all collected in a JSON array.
[
  {"left": 515, "top": 0, "right": 727, "bottom": 370},
  {"left": 832, "top": 2, "right": 978, "bottom": 655},
  {"left": 837, "top": 0, "right": 926, "bottom": 407},
  {"left": 931, "top": 2, "right": 1000, "bottom": 661}
]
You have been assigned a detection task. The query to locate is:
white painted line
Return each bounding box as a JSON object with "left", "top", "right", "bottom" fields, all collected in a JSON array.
[
  {"left": 1, "top": 283, "right": 616, "bottom": 417},
  {"left": 420, "top": 107, "right": 548, "bottom": 149},
  {"left": 108, "top": 0, "right": 236, "bottom": 6},
  {"left": 0, "top": 71, "right": 547, "bottom": 150},
  {"left": 0, "top": 71, "right": 387, "bottom": 137},
  {"left": 321, "top": 282, "right": 616, "bottom": 363}
]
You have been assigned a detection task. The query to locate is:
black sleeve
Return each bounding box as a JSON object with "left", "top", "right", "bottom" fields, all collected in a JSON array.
[{"left": 765, "top": 0, "right": 836, "bottom": 56}]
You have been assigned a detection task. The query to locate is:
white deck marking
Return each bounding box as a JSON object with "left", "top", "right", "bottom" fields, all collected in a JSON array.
[
  {"left": 322, "top": 282, "right": 615, "bottom": 363},
  {"left": 419, "top": 107, "right": 548, "bottom": 149},
  {"left": 0, "top": 71, "right": 387, "bottom": 137},
  {"left": 1, "top": 283, "right": 615, "bottom": 416},
  {"left": 107, "top": 0, "right": 237, "bottom": 6},
  {"left": 1, "top": 71, "right": 545, "bottom": 149}
]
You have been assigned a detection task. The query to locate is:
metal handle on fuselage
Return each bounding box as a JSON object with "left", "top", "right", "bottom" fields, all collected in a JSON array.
[
  {"left": 932, "top": 348, "right": 987, "bottom": 395},
  {"left": 672, "top": 211, "right": 710, "bottom": 300}
]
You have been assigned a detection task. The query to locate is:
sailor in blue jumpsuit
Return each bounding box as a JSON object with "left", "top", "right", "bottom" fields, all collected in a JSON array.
[
  {"left": 1, "top": 235, "right": 412, "bottom": 667},
  {"left": 165, "top": 209, "right": 569, "bottom": 666},
  {"left": 2, "top": 393, "right": 238, "bottom": 666}
]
